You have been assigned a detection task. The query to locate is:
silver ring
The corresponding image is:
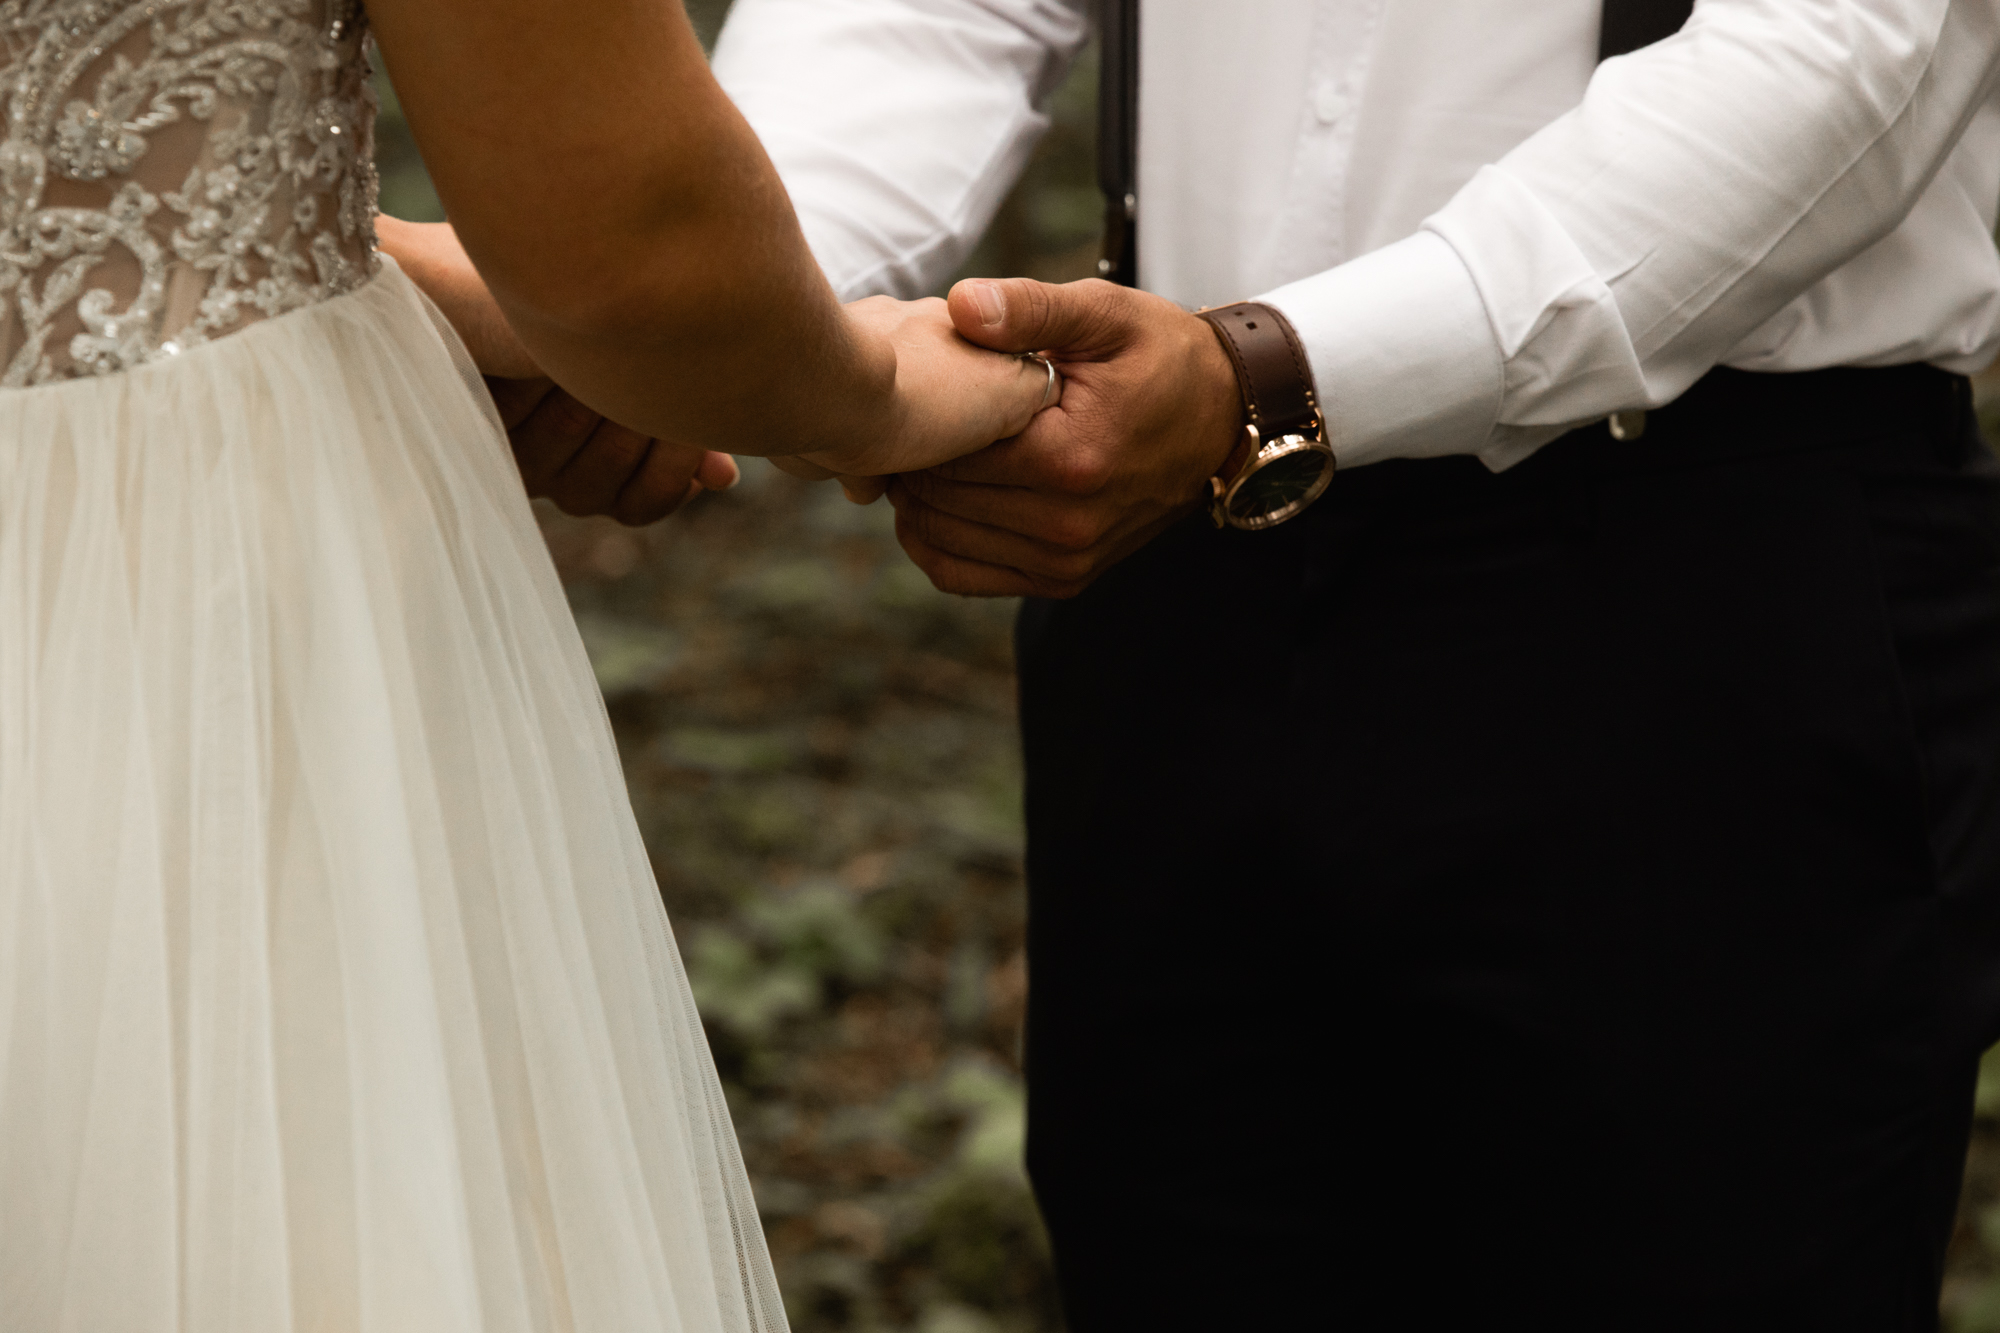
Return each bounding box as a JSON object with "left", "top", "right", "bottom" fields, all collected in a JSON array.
[{"left": 1020, "top": 353, "right": 1061, "bottom": 409}]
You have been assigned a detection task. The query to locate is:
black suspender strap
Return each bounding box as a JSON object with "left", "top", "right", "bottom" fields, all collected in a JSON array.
[
  {"left": 1094, "top": 0, "right": 1698, "bottom": 291},
  {"left": 1096, "top": 0, "right": 1139, "bottom": 286},
  {"left": 1599, "top": 0, "right": 1697, "bottom": 60}
]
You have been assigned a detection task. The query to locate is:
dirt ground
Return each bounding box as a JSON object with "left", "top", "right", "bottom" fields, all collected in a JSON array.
[{"left": 539, "top": 473, "right": 1059, "bottom": 1333}]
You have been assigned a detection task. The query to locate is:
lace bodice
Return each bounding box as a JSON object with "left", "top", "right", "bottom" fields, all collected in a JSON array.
[{"left": 0, "top": 0, "right": 378, "bottom": 386}]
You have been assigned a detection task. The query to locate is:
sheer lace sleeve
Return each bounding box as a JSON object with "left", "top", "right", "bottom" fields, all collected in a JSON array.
[{"left": 0, "top": 0, "right": 380, "bottom": 386}]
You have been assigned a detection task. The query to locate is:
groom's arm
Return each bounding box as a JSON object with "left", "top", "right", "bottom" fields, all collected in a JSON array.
[
  {"left": 711, "top": 0, "right": 1092, "bottom": 301},
  {"left": 895, "top": 0, "right": 2000, "bottom": 596}
]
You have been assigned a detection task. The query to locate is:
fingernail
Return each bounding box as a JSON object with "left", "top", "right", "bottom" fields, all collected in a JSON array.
[
  {"left": 968, "top": 281, "right": 1007, "bottom": 327},
  {"left": 719, "top": 456, "right": 742, "bottom": 490}
]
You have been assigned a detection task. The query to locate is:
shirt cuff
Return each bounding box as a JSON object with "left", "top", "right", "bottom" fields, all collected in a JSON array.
[{"left": 1258, "top": 231, "right": 1505, "bottom": 471}]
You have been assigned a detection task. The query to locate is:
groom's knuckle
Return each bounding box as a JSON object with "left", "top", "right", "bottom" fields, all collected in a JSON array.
[
  {"left": 1039, "top": 511, "right": 1098, "bottom": 553},
  {"left": 1027, "top": 548, "right": 1093, "bottom": 584},
  {"left": 1053, "top": 551, "right": 1099, "bottom": 581},
  {"left": 909, "top": 549, "right": 951, "bottom": 590},
  {"left": 896, "top": 507, "right": 944, "bottom": 559},
  {"left": 925, "top": 559, "right": 975, "bottom": 595},
  {"left": 1030, "top": 571, "right": 1089, "bottom": 601},
  {"left": 1015, "top": 279, "right": 1056, "bottom": 329},
  {"left": 1075, "top": 278, "right": 1122, "bottom": 311},
  {"left": 904, "top": 503, "right": 944, "bottom": 546},
  {"left": 1051, "top": 451, "right": 1111, "bottom": 497},
  {"left": 1077, "top": 278, "right": 1135, "bottom": 323}
]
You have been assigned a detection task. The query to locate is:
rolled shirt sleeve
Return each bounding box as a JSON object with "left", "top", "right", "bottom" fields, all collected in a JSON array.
[
  {"left": 711, "top": 0, "right": 1091, "bottom": 303},
  {"left": 1263, "top": 0, "right": 2000, "bottom": 472}
]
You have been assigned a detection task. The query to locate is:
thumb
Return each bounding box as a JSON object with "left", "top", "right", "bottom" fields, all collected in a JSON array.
[
  {"left": 948, "top": 277, "right": 1128, "bottom": 357},
  {"left": 839, "top": 475, "right": 890, "bottom": 505},
  {"left": 694, "top": 450, "right": 740, "bottom": 492}
]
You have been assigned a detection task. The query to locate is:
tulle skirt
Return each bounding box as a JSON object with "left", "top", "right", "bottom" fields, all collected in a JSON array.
[{"left": 0, "top": 262, "right": 785, "bottom": 1332}]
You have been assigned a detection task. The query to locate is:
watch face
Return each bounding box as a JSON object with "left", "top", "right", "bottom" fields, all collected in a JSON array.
[{"left": 1226, "top": 441, "right": 1334, "bottom": 527}]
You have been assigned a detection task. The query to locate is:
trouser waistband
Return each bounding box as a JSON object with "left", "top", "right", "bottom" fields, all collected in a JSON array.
[
  {"left": 1339, "top": 363, "right": 1978, "bottom": 504},
  {"left": 1577, "top": 362, "right": 1973, "bottom": 467},
  {"left": 1540, "top": 363, "right": 1974, "bottom": 477}
]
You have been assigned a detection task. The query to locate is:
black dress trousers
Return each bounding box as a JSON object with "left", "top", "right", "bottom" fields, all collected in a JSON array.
[{"left": 1015, "top": 365, "right": 2000, "bottom": 1331}]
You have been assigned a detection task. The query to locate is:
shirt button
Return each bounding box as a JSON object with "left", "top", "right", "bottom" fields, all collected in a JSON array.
[{"left": 1313, "top": 84, "right": 1350, "bottom": 126}]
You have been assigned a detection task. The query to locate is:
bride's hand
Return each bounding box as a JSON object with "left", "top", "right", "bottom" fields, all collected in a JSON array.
[
  {"left": 787, "top": 296, "right": 1059, "bottom": 482},
  {"left": 489, "top": 377, "right": 741, "bottom": 523},
  {"left": 378, "top": 216, "right": 542, "bottom": 378},
  {"left": 381, "top": 218, "right": 740, "bottom": 525}
]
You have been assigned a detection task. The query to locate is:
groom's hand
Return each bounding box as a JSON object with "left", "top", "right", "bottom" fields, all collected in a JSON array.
[
  {"left": 488, "top": 377, "right": 738, "bottom": 526},
  {"left": 888, "top": 278, "right": 1242, "bottom": 598}
]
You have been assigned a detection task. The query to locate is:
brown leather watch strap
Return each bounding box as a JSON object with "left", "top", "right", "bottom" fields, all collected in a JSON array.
[{"left": 1197, "top": 302, "right": 1321, "bottom": 440}]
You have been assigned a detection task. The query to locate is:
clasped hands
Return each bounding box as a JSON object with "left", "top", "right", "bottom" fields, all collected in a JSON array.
[
  {"left": 383, "top": 218, "right": 1243, "bottom": 597},
  {"left": 875, "top": 276, "right": 1243, "bottom": 598},
  {"left": 651, "top": 275, "right": 1249, "bottom": 599}
]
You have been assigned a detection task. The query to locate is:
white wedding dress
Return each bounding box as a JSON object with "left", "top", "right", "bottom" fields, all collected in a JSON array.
[{"left": 0, "top": 3, "right": 786, "bottom": 1330}]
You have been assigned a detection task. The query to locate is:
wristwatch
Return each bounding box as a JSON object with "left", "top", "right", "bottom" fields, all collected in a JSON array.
[{"left": 1196, "top": 302, "right": 1336, "bottom": 531}]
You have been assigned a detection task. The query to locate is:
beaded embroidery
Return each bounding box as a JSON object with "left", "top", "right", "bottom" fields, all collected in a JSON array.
[{"left": 0, "top": 0, "right": 378, "bottom": 385}]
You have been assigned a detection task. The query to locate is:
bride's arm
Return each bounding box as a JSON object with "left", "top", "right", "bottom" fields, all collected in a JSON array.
[
  {"left": 377, "top": 217, "right": 540, "bottom": 379},
  {"left": 365, "top": 0, "right": 1044, "bottom": 468},
  {"left": 379, "top": 216, "right": 742, "bottom": 523}
]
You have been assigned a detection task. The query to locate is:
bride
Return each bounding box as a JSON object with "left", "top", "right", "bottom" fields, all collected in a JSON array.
[{"left": 0, "top": 1, "right": 1053, "bottom": 1329}]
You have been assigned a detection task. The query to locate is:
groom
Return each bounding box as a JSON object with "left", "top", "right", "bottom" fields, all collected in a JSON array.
[{"left": 534, "top": 0, "right": 2000, "bottom": 1325}]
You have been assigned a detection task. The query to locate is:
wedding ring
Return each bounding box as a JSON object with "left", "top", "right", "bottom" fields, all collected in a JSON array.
[{"left": 1020, "top": 352, "right": 1062, "bottom": 409}]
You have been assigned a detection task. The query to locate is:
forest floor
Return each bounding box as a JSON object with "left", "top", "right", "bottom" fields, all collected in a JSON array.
[{"left": 542, "top": 470, "right": 1059, "bottom": 1333}]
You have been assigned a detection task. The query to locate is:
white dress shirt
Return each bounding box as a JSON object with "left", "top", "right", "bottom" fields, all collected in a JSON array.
[{"left": 714, "top": 0, "right": 2000, "bottom": 471}]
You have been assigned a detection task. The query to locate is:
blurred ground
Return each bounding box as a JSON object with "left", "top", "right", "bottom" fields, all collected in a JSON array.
[
  {"left": 543, "top": 472, "right": 1059, "bottom": 1333},
  {"left": 374, "top": 7, "right": 2000, "bottom": 1328}
]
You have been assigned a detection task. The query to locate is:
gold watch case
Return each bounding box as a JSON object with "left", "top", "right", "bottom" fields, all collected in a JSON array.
[{"left": 1209, "top": 423, "right": 1337, "bottom": 531}]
